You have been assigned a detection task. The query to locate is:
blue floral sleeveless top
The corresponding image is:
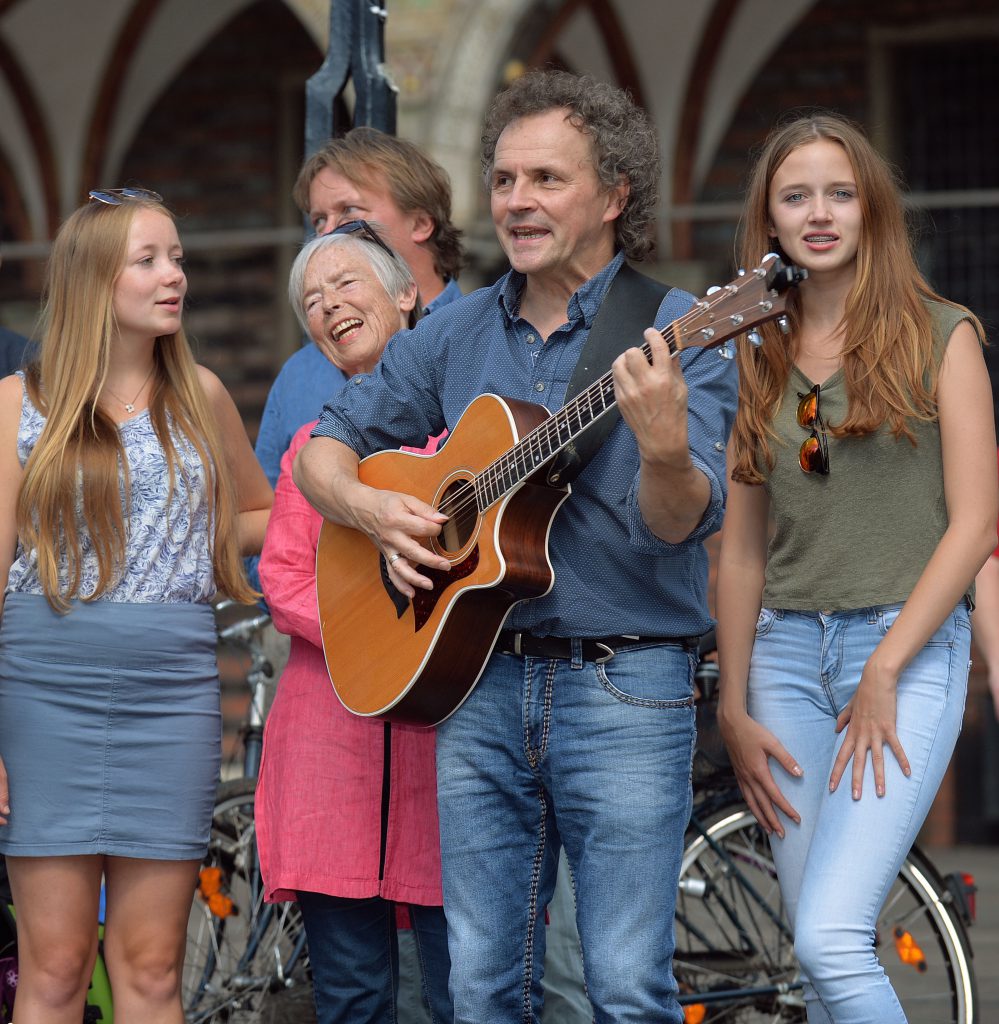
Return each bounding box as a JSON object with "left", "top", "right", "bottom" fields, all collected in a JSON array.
[{"left": 7, "top": 373, "right": 216, "bottom": 603}]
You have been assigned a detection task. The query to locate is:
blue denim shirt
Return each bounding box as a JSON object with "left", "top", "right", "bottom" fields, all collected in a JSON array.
[{"left": 313, "top": 254, "right": 737, "bottom": 637}]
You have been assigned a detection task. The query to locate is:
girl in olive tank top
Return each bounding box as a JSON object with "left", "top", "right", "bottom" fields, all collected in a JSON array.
[{"left": 716, "top": 113, "right": 995, "bottom": 1024}]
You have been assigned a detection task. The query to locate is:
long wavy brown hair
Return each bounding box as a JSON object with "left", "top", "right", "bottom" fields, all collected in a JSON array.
[
  {"left": 17, "top": 197, "right": 254, "bottom": 609},
  {"left": 731, "top": 112, "right": 983, "bottom": 484}
]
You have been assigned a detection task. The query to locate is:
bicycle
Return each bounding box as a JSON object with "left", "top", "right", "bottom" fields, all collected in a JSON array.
[
  {"left": 182, "top": 606, "right": 315, "bottom": 1024},
  {"left": 672, "top": 645, "right": 979, "bottom": 1023}
]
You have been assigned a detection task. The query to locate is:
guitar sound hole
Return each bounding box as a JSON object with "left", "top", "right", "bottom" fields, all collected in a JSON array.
[{"left": 437, "top": 478, "right": 477, "bottom": 554}]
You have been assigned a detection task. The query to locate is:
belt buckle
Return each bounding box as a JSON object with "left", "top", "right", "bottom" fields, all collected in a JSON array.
[
  {"left": 594, "top": 641, "right": 614, "bottom": 664},
  {"left": 512, "top": 632, "right": 523, "bottom": 656}
]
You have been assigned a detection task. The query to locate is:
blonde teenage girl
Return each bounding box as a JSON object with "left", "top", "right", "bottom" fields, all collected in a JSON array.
[{"left": 0, "top": 190, "right": 272, "bottom": 1023}]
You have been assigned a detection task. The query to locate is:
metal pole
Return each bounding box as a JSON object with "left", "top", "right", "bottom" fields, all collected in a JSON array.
[
  {"left": 304, "top": 0, "right": 398, "bottom": 162},
  {"left": 354, "top": 3, "right": 396, "bottom": 135}
]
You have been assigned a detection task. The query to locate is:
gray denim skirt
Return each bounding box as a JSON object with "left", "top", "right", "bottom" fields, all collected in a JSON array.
[{"left": 0, "top": 592, "right": 221, "bottom": 860}]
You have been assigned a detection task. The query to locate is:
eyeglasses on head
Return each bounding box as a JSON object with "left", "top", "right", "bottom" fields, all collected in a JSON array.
[{"left": 88, "top": 188, "right": 164, "bottom": 206}]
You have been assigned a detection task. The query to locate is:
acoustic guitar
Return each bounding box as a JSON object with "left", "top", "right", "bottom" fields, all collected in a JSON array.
[{"left": 316, "top": 254, "right": 805, "bottom": 726}]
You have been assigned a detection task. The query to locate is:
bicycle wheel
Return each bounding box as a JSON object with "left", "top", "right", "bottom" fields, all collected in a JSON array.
[
  {"left": 674, "top": 804, "right": 977, "bottom": 1023},
  {"left": 183, "top": 778, "right": 315, "bottom": 1024}
]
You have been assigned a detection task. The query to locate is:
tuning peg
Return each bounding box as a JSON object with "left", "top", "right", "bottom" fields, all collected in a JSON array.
[
  {"left": 747, "top": 330, "right": 763, "bottom": 348},
  {"left": 777, "top": 315, "right": 790, "bottom": 334},
  {"left": 737, "top": 268, "right": 746, "bottom": 277},
  {"left": 717, "top": 340, "right": 736, "bottom": 360},
  {"left": 706, "top": 285, "right": 721, "bottom": 295}
]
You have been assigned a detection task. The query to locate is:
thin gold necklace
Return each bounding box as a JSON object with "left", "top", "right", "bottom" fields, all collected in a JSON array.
[{"left": 104, "top": 366, "right": 155, "bottom": 414}]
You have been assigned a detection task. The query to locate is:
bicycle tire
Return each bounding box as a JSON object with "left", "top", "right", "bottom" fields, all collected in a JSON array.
[
  {"left": 183, "top": 778, "right": 315, "bottom": 1024},
  {"left": 674, "top": 803, "right": 978, "bottom": 1023}
]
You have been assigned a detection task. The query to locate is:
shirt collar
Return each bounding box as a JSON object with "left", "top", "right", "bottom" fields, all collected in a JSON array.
[{"left": 498, "top": 251, "right": 627, "bottom": 329}]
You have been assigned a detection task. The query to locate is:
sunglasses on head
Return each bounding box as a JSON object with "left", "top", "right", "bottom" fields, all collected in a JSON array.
[
  {"left": 796, "top": 384, "right": 830, "bottom": 475},
  {"left": 330, "top": 219, "right": 397, "bottom": 262},
  {"left": 88, "top": 188, "right": 163, "bottom": 206}
]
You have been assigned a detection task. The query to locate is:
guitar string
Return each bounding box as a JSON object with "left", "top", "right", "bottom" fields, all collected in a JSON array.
[{"left": 433, "top": 285, "right": 775, "bottom": 525}]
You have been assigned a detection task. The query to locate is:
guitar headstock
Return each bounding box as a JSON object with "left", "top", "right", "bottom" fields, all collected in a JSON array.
[{"left": 671, "top": 254, "right": 807, "bottom": 356}]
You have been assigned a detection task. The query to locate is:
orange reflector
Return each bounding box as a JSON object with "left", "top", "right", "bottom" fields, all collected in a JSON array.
[
  {"left": 684, "top": 1005, "right": 707, "bottom": 1024},
  {"left": 962, "top": 872, "right": 977, "bottom": 921},
  {"left": 199, "top": 865, "right": 223, "bottom": 895},
  {"left": 893, "top": 926, "right": 927, "bottom": 973},
  {"left": 198, "top": 866, "right": 236, "bottom": 919},
  {"left": 207, "top": 891, "right": 235, "bottom": 918}
]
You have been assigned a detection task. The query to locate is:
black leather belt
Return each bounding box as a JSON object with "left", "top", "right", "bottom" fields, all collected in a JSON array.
[{"left": 496, "top": 630, "right": 699, "bottom": 663}]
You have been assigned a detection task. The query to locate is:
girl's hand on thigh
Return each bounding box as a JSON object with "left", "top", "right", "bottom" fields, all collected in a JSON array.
[
  {"left": 830, "top": 672, "right": 911, "bottom": 800},
  {"left": 718, "top": 710, "right": 802, "bottom": 837}
]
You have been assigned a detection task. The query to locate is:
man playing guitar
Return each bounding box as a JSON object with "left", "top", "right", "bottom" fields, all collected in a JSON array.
[{"left": 294, "top": 70, "right": 738, "bottom": 1023}]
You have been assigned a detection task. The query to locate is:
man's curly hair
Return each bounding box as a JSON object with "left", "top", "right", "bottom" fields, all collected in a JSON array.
[{"left": 481, "top": 70, "right": 659, "bottom": 261}]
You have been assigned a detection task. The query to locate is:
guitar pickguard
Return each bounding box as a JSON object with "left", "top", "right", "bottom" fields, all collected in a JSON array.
[
  {"left": 379, "top": 546, "right": 481, "bottom": 629},
  {"left": 379, "top": 554, "right": 411, "bottom": 618}
]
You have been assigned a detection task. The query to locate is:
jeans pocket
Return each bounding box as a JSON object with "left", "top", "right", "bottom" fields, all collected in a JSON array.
[
  {"left": 595, "top": 647, "right": 696, "bottom": 708},
  {"left": 878, "top": 601, "right": 965, "bottom": 646}
]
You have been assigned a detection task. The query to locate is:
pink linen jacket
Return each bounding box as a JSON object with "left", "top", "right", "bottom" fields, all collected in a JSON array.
[{"left": 254, "top": 422, "right": 443, "bottom": 906}]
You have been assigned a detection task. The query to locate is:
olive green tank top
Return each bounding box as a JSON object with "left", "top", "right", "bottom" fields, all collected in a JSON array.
[{"left": 760, "top": 301, "right": 973, "bottom": 611}]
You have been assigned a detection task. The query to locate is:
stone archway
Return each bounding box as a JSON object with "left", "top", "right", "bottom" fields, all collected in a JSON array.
[{"left": 422, "top": 0, "right": 534, "bottom": 237}]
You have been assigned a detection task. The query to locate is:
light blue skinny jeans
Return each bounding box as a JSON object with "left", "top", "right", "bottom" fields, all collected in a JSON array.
[
  {"left": 748, "top": 602, "right": 971, "bottom": 1024},
  {"left": 435, "top": 642, "right": 697, "bottom": 1024}
]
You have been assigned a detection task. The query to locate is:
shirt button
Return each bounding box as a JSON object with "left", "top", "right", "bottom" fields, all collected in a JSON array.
[
  {"left": 534, "top": 381, "right": 545, "bottom": 393},
  {"left": 526, "top": 334, "right": 536, "bottom": 344},
  {"left": 714, "top": 441, "right": 724, "bottom": 451}
]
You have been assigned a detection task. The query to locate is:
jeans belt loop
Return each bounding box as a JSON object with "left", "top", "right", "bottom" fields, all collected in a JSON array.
[{"left": 571, "top": 637, "right": 583, "bottom": 670}]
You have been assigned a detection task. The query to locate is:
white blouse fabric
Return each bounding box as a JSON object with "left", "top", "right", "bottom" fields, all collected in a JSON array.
[{"left": 7, "top": 373, "right": 216, "bottom": 603}]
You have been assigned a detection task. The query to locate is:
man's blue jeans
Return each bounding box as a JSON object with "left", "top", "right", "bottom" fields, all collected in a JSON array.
[
  {"left": 436, "top": 642, "right": 697, "bottom": 1023},
  {"left": 748, "top": 602, "right": 971, "bottom": 1023},
  {"left": 296, "top": 891, "right": 452, "bottom": 1023}
]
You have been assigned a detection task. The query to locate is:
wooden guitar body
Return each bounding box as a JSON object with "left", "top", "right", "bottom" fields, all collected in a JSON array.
[{"left": 316, "top": 393, "right": 569, "bottom": 726}]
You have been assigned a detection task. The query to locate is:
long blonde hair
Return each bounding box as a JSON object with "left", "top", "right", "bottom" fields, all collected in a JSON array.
[
  {"left": 17, "top": 197, "right": 254, "bottom": 608},
  {"left": 731, "top": 112, "right": 983, "bottom": 484}
]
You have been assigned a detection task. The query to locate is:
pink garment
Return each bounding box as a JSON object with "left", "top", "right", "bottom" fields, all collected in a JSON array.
[{"left": 255, "top": 421, "right": 443, "bottom": 906}]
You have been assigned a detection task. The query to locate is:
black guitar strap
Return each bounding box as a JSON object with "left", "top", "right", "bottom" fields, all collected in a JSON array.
[{"left": 546, "top": 263, "right": 671, "bottom": 487}]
